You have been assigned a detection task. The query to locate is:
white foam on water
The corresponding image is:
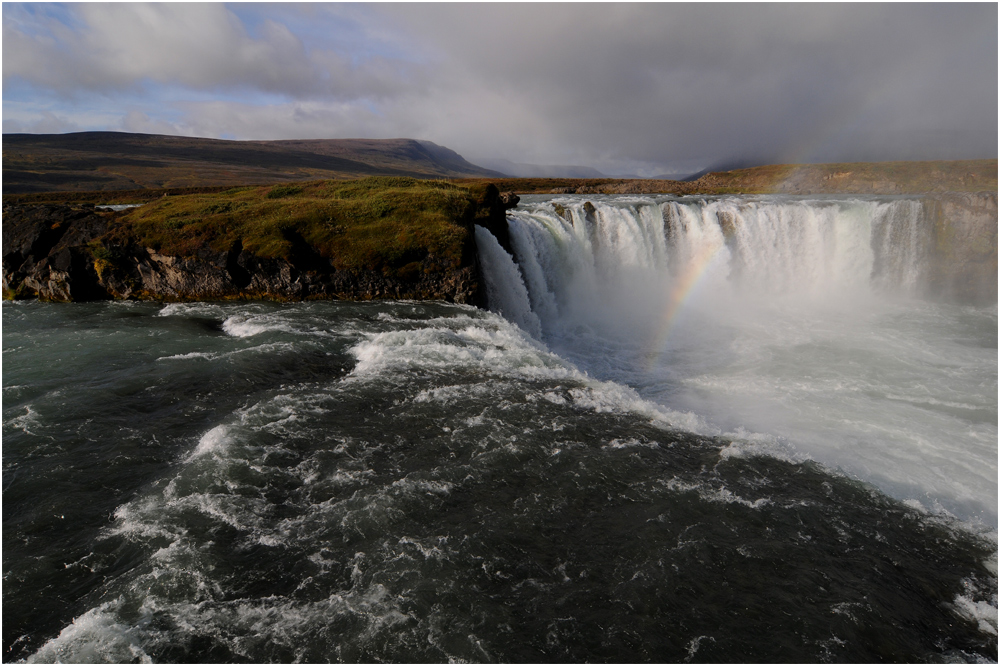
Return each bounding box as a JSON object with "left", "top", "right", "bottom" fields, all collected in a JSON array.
[
  {"left": 602, "top": 438, "right": 661, "bottom": 450},
  {"left": 156, "top": 302, "right": 227, "bottom": 318},
  {"left": 27, "top": 578, "right": 439, "bottom": 663},
  {"left": 411, "top": 383, "right": 500, "bottom": 405},
  {"left": 397, "top": 535, "right": 451, "bottom": 562},
  {"left": 185, "top": 424, "right": 232, "bottom": 462},
  {"left": 685, "top": 635, "right": 715, "bottom": 662},
  {"left": 162, "top": 302, "right": 362, "bottom": 339},
  {"left": 718, "top": 429, "right": 807, "bottom": 465},
  {"left": 661, "top": 477, "right": 772, "bottom": 510},
  {"left": 540, "top": 390, "right": 568, "bottom": 405},
  {"left": 348, "top": 322, "right": 572, "bottom": 382},
  {"left": 157, "top": 341, "right": 299, "bottom": 362},
  {"left": 234, "top": 391, "right": 333, "bottom": 435},
  {"left": 300, "top": 468, "right": 374, "bottom": 490},
  {"left": 488, "top": 195, "right": 998, "bottom": 528},
  {"left": 950, "top": 561, "right": 1000, "bottom": 638},
  {"left": 565, "top": 384, "right": 708, "bottom": 434},
  {"left": 109, "top": 496, "right": 184, "bottom": 542},
  {"left": 222, "top": 313, "right": 306, "bottom": 338},
  {"left": 157, "top": 350, "right": 220, "bottom": 361},
  {"left": 952, "top": 594, "right": 999, "bottom": 637},
  {"left": 26, "top": 601, "right": 152, "bottom": 664},
  {"left": 390, "top": 477, "right": 453, "bottom": 497},
  {"left": 4, "top": 404, "right": 46, "bottom": 437},
  {"left": 347, "top": 312, "right": 718, "bottom": 439}
]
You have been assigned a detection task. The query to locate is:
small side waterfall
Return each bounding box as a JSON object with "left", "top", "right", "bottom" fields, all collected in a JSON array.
[{"left": 474, "top": 225, "right": 542, "bottom": 338}]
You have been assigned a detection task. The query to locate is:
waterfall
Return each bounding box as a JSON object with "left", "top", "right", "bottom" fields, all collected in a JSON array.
[
  {"left": 477, "top": 196, "right": 940, "bottom": 341},
  {"left": 474, "top": 225, "right": 542, "bottom": 338},
  {"left": 472, "top": 194, "right": 998, "bottom": 527}
]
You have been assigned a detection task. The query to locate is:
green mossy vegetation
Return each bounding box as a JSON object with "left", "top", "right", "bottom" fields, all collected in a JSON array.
[
  {"left": 265, "top": 185, "right": 304, "bottom": 199},
  {"left": 87, "top": 242, "right": 125, "bottom": 281},
  {"left": 113, "top": 177, "right": 480, "bottom": 273}
]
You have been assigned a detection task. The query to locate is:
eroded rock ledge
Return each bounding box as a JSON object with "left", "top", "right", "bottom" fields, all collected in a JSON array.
[{"left": 2, "top": 186, "right": 520, "bottom": 304}]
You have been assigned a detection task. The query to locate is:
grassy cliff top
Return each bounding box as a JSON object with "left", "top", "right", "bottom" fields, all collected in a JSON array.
[{"left": 108, "top": 177, "right": 487, "bottom": 273}]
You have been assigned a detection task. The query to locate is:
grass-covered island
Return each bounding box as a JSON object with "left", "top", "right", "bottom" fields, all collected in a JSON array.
[{"left": 2, "top": 177, "right": 516, "bottom": 303}]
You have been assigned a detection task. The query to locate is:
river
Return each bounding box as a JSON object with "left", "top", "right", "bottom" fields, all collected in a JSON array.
[{"left": 3, "top": 193, "right": 996, "bottom": 662}]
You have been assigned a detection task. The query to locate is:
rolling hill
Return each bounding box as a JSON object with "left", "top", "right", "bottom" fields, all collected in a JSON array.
[{"left": 2, "top": 132, "right": 504, "bottom": 193}]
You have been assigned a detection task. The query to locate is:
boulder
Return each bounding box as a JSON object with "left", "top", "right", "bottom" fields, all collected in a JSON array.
[
  {"left": 499, "top": 192, "right": 520, "bottom": 209},
  {"left": 717, "top": 211, "right": 738, "bottom": 240}
]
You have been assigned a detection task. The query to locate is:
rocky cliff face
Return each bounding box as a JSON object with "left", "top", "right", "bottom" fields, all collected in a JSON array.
[
  {"left": 926, "top": 192, "right": 998, "bottom": 304},
  {"left": 2, "top": 204, "right": 112, "bottom": 302},
  {"left": 2, "top": 189, "right": 519, "bottom": 304}
]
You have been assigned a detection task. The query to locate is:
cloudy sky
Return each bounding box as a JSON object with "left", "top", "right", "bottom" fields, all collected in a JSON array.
[{"left": 3, "top": 3, "right": 997, "bottom": 176}]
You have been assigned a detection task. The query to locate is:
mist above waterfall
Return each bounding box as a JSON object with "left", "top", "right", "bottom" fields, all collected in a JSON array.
[{"left": 477, "top": 195, "right": 998, "bottom": 527}]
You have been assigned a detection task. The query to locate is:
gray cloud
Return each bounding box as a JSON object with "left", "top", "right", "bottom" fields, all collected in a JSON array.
[
  {"left": 3, "top": 110, "right": 81, "bottom": 134},
  {"left": 382, "top": 3, "right": 997, "bottom": 171},
  {"left": 2, "top": 4, "right": 421, "bottom": 100},
  {"left": 3, "top": 3, "right": 996, "bottom": 174}
]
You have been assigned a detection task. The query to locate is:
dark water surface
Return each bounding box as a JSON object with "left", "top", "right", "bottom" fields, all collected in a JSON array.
[{"left": 3, "top": 300, "right": 996, "bottom": 662}]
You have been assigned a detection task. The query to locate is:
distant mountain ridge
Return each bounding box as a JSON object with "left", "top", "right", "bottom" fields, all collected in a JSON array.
[
  {"left": 456, "top": 159, "right": 997, "bottom": 196},
  {"left": 2, "top": 132, "right": 505, "bottom": 193},
  {"left": 473, "top": 158, "right": 607, "bottom": 179}
]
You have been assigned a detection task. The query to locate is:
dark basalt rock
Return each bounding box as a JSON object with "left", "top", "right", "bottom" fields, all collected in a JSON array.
[
  {"left": 473, "top": 184, "right": 514, "bottom": 256},
  {"left": 582, "top": 201, "right": 599, "bottom": 248},
  {"left": 499, "top": 191, "right": 520, "bottom": 209},
  {"left": 2, "top": 203, "right": 485, "bottom": 304},
  {"left": 2, "top": 204, "right": 113, "bottom": 301}
]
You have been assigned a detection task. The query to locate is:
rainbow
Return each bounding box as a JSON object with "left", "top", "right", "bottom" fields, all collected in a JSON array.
[{"left": 644, "top": 240, "right": 725, "bottom": 369}]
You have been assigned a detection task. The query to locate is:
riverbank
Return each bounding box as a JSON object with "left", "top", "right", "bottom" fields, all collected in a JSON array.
[{"left": 2, "top": 178, "right": 516, "bottom": 303}]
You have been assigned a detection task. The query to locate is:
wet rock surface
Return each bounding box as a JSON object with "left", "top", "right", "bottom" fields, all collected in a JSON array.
[{"left": 927, "top": 192, "right": 998, "bottom": 304}]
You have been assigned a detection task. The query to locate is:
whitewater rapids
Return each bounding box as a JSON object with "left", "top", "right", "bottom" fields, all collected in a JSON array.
[
  {"left": 3, "top": 193, "right": 996, "bottom": 662},
  {"left": 477, "top": 194, "right": 997, "bottom": 528}
]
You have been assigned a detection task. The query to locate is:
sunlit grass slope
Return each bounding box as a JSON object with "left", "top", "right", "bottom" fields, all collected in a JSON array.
[{"left": 112, "top": 177, "right": 486, "bottom": 274}]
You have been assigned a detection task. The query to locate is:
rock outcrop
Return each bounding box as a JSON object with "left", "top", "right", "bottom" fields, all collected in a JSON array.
[
  {"left": 473, "top": 186, "right": 515, "bottom": 255},
  {"left": 2, "top": 188, "right": 511, "bottom": 304},
  {"left": 926, "top": 192, "right": 998, "bottom": 304},
  {"left": 499, "top": 191, "right": 521, "bottom": 208},
  {"left": 2, "top": 204, "right": 112, "bottom": 301}
]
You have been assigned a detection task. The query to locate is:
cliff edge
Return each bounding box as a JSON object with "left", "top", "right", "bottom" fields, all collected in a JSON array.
[{"left": 3, "top": 178, "right": 515, "bottom": 304}]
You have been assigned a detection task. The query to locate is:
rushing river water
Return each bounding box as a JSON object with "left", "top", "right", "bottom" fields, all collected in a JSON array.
[{"left": 3, "top": 194, "right": 998, "bottom": 662}]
